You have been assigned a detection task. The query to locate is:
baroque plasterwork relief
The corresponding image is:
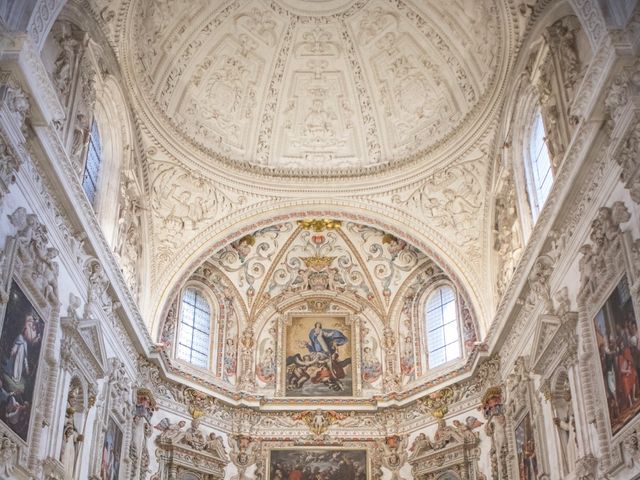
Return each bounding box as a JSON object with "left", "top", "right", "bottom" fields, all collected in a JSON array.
[
  {"left": 152, "top": 218, "right": 483, "bottom": 403},
  {"left": 146, "top": 149, "right": 265, "bottom": 277},
  {"left": 205, "top": 220, "right": 428, "bottom": 319},
  {"left": 121, "top": 0, "right": 506, "bottom": 172}
]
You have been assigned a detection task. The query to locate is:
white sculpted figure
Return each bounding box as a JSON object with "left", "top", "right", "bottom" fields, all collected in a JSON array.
[{"left": 554, "top": 392, "right": 578, "bottom": 473}]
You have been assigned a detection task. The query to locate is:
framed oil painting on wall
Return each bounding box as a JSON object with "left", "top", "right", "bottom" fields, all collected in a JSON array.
[
  {"left": 269, "top": 448, "right": 367, "bottom": 480},
  {"left": 515, "top": 413, "right": 538, "bottom": 480},
  {"left": 100, "top": 417, "right": 123, "bottom": 480},
  {"left": 593, "top": 275, "right": 640, "bottom": 435},
  {"left": 284, "top": 315, "right": 354, "bottom": 397},
  {"left": 0, "top": 280, "right": 45, "bottom": 442}
]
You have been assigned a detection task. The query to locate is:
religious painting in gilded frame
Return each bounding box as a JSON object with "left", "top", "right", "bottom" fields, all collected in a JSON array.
[
  {"left": 269, "top": 448, "right": 368, "bottom": 479},
  {"left": 0, "top": 279, "right": 46, "bottom": 442},
  {"left": 100, "top": 416, "right": 124, "bottom": 480},
  {"left": 284, "top": 314, "right": 354, "bottom": 397},
  {"left": 515, "top": 412, "right": 539, "bottom": 480},
  {"left": 592, "top": 275, "right": 640, "bottom": 435}
]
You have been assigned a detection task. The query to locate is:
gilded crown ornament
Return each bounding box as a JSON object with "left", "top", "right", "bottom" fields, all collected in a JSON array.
[
  {"left": 297, "top": 219, "right": 342, "bottom": 232},
  {"left": 302, "top": 255, "right": 336, "bottom": 270}
]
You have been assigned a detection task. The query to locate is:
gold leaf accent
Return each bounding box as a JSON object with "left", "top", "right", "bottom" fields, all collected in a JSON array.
[
  {"left": 297, "top": 218, "right": 342, "bottom": 232},
  {"left": 423, "top": 387, "right": 455, "bottom": 419},
  {"left": 302, "top": 255, "right": 336, "bottom": 270}
]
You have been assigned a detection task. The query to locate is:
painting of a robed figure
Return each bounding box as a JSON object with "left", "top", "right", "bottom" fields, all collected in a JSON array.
[
  {"left": 515, "top": 413, "right": 538, "bottom": 480},
  {"left": 593, "top": 276, "right": 640, "bottom": 434},
  {"left": 101, "top": 417, "right": 123, "bottom": 480},
  {"left": 0, "top": 280, "right": 45, "bottom": 441},
  {"left": 285, "top": 316, "right": 353, "bottom": 397}
]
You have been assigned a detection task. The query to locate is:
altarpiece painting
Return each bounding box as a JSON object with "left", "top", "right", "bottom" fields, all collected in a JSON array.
[
  {"left": 269, "top": 449, "right": 367, "bottom": 480},
  {"left": 0, "top": 280, "right": 45, "bottom": 441},
  {"left": 100, "top": 417, "right": 123, "bottom": 480},
  {"left": 284, "top": 315, "right": 353, "bottom": 397},
  {"left": 593, "top": 275, "right": 640, "bottom": 435},
  {"left": 514, "top": 413, "right": 538, "bottom": 480}
]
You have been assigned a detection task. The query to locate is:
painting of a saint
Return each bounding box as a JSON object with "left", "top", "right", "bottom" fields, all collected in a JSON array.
[
  {"left": 515, "top": 414, "right": 538, "bottom": 480},
  {"left": 269, "top": 449, "right": 367, "bottom": 480},
  {"left": 100, "top": 417, "right": 123, "bottom": 480},
  {"left": 256, "top": 343, "right": 276, "bottom": 386},
  {"left": 285, "top": 316, "right": 353, "bottom": 397},
  {"left": 593, "top": 276, "right": 640, "bottom": 434},
  {"left": 0, "top": 281, "right": 45, "bottom": 441}
]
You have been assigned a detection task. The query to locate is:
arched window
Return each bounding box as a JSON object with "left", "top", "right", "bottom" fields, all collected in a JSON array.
[
  {"left": 525, "top": 109, "right": 553, "bottom": 220},
  {"left": 82, "top": 120, "right": 103, "bottom": 206},
  {"left": 425, "top": 286, "right": 460, "bottom": 368},
  {"left": 176, "top": 287, "right": 211, "bottom": 368}
]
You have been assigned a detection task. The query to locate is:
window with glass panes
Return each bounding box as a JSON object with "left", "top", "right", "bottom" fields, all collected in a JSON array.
[
  {"left": 82, "top": 121, "right": 103, "bottom": 205},
  {"left": 526, "top": 110, "right": 553, "bottom": 220},
  {"left": 177, "top": 288, "right": 211, "bottom": 368},
  {"left": 425, "top": 286, "right": 460, "bottom": 368}
]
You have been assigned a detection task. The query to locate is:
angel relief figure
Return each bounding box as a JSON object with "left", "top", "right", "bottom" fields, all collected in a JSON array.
[
  {"left": 362, "top": 343, "right": 382, "bottom": 385},
  {"left": 154, "top": 418, "right": 186, "bottom": 443},
  {"left": 379, "top": 435, "right": 408, "bottom": 480},
  {"left": 256, "top": 341, "right": 275, "bottom": 385},
  {"left": 229, "top": 434, "right": 258, "bottom": 477},
  {"left": 409, "top": 432, "right": 432, "bottom": 457}
]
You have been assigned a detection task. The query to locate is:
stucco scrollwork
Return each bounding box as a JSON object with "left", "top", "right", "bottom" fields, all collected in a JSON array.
[
  {"left": 7, "top": 206, "right": 59, "bottom": 306},
  {"left": 578, "top": 202, "right": 631, "bottom": 301}
]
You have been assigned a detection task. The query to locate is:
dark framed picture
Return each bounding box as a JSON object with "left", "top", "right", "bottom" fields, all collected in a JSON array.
[
  {"left": 101, "top": 417, "right": 123, "bottom": 480},
  {"left": 269, "top": 449, "right": 367, "bottom": 480},
  {"left": 0, "top": 280, "right": 45, "bottom": 441},
  {"left": 515, "top": 413, "right": 538, "bottom": 480},
  {"left": 593, "top": 275, "right": 640, "bottom": 434},
  {"left": 284, "top": 315, "right": 353, "bottom": 397}
]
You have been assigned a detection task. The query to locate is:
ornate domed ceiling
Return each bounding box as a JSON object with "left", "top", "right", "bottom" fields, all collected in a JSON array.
[
  {"left": 158, "top": 218, "right": 480, "bottom": 403},
  {"left": 127, "top": 0, "right": 505, "bottom": 173}
]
